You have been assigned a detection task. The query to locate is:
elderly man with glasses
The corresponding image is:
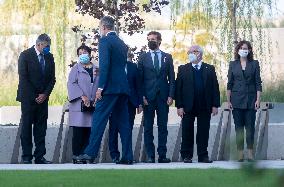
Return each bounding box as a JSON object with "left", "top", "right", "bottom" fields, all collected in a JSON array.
[{"left": 175, "top": 45, "right": 220, "bottom": 163}]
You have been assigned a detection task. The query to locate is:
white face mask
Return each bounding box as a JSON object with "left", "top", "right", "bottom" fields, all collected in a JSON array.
[
  {"left": 188, "top": 53, "right": 197, "bottom": 63},
  {"left": 238, "top": 49, "right": 249, "bottom": 58}
]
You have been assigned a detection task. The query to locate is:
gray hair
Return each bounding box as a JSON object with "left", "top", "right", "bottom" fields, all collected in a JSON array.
[
  {"left": 100, "top": 16, "right": 115, "bottom": 30},
  {"left": 188, "top": 45, "right": 204, "bottom": 55},
  {"left": 36, "top": 33, "right": 51, "bottom": 45}
]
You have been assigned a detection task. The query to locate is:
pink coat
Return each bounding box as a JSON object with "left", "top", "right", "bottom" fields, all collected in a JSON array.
[{"left": 67, "top": 63, "right": 99, "bottom": 127}]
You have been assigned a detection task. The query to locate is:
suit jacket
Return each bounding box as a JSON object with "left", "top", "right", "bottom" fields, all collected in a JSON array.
[
  {"left": 98, "top": 32, "right": 129, "bottom": 95},
  {"left": 127, "top": 61, "right": 143, "bottom": 107},
  {"left": 175, "top": 62, "right": 220, "bottom": 112},
  {"left": 138, "top": 51, "right": 175, "bottom": 101},
  {"left": 16, "top": 46, "right": 56, "bottom": 103},
  {"left": 227, "top": 60, "right": 262, "bottom": 109}
]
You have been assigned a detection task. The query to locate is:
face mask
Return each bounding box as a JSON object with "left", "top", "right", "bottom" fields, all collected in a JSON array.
[
  {"left": 79, "top": 54, "right": 90, "bottom": 64},
  {"left": 42, "top": 46, "right": 50, "bottom": 55},
  {"left": 238, "top": 49, "right": 249, "bottom": 58},
  {"left": 188, "top": 53, "right": 197, "bottom": 63},
  {"left": 148, "top": 41, "right": 158, "bottom": 50}
]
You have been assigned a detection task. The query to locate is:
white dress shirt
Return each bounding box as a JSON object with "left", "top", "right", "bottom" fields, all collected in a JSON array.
[{"left": 150, "top": 49, "right": 162, "bottom": 68}]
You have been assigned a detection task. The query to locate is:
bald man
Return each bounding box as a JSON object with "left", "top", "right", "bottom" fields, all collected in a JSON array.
[{"left": 175, "top": 45, "right": 220, "bottom": 163}]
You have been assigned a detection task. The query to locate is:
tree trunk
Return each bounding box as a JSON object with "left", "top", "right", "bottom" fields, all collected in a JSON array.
[{"left": 231, "top": 1, "right": 238, "bottom": 46}]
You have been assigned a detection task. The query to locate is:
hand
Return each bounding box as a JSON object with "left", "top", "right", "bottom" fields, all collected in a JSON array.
[
  {"left": 143, "top": 96, "right": 149, "bottom": 106},
  {"left": 255, "top": 100, "right": 260, "bottom": 110},
  {"left": 212, "top": 107, "right": 218, "bottom": 116},
  {"left": 137, "top": 105, "right": 143, "bottom": 114},
  {"left": 95, "top": 89, "right": 102, "bottom": 101},
  {"left": 81, "top": 95, "right": 90, "bottom": 107},
  {"left": 177, "top": 108, "right": 185, "bottom": 118},
  {"left": 35, "top": 94, "right": 47, "bottom": 104},
  {"left": 167, "top": 97, "right": 173, "bottom": 106},
  {"left": 228, "top": 102, "right": 233, "bottom": 110}
]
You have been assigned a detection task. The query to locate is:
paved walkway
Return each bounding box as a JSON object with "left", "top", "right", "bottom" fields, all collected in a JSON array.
[{"left": 1, "top": 161, "right": 284, "bottom": 170}]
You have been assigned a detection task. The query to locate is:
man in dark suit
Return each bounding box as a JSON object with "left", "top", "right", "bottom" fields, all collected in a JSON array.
[
  {"left": 138, "top": 31, "right": 175, "bottom": 163},
  {"left": 16, "top": 34, "right": 56, "bottom": 164},
  {"left": 175, "top": 45, "right": 220, "bottom": 163},
  {"left": 108, "top": 57, "right": 143, "bottom": 163},
  {"left": 79, "top": 16, "right": 133, "bottom": 164}
]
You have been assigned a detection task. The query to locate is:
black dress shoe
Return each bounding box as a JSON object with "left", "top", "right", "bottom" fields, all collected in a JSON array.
[
  {"left": 72, "top": 155, "right": 87, "bottom": 164},
  {"left": 116, "top": 160, "right": 133, "bottom": 165},
  {"left": 247, "top": 158, "right": 254, "bottom": 162},
  {"left": 146, "top": 158, "right": 155, "bottom": 163},
  {"left": 112, "top": 158, "right": 120, "bottom": 164},
  {"left": 238, "top": 159, "right": 244, "bottom": 162},
  {"left": 34, "top": 157, "right": 52, "bottom": 164},
  {"left": 158, "top": 157, "right": 171, "bottom": 163},
  {"left": 21, "top": 159, "right": 32, "bottom": 164},
  {"left": 198, "top": 157, "right": 213, "bottom": 163},
  {"left": 77, "top": 154, "right": 96, "bottom": 164},
  {"left": 183, "top": 157, "right": 192, "bottom": 163}
]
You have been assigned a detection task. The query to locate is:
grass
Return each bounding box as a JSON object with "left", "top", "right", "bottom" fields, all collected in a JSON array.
[
  {"left": 0, "top": 73, "right": 67, "bottom": 106},
  {"left": 0, "top": 169, "right": 281, "bottom": 187}
]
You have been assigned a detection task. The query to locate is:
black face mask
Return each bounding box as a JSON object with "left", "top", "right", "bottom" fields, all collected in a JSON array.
[{"left": 148, "top": 41, "right": 158, "bottom": 50}]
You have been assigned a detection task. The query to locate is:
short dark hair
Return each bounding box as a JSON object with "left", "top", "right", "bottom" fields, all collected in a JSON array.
[
  {"left": 147, "top": 31, "right": 162, "bottom": 41},
  {"left": 234, "top": 40, "right": 254, "bottom": 61},
  {"left": 76, "top": 44, "right": 92, "bottom": 56},
  {"left": 100, "top": 16, "right": 115, "bottom": 30},
  {"left": 36, "top": 33, "right": 51, "bottom": 45}
]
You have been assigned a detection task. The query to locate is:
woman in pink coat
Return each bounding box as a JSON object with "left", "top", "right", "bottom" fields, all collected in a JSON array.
[{"left": 67, "top": 45, "right": 99, "bottom": 163}]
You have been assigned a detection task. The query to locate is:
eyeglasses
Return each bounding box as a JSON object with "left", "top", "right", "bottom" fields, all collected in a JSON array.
[{"left": 189, "top": 50, "right": 200, "bottom": 54}]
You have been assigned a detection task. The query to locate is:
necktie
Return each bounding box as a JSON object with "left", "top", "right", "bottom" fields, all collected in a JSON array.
[
  {"left": 154, "top": 52, "right": 160, "bottom": 73},
  {"left": 194, "top": 64, "right": 199, "bottom": 70},
  {"left": 39, "top": 54, "right": 45, "bottom": 74}
]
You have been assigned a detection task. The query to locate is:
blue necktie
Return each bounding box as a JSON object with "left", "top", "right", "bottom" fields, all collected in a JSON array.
[
  {"left": 154, "top": 52, "right": 160, "bottom": 73},
  {"left": 194, "top": 64, "right": 199, "bottom": 70},
  {"left": 39, "top": 54, "right": 45, "bottom": 74}
]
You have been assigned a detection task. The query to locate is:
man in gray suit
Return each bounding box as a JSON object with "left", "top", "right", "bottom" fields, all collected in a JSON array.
[{"left": 138, "top": 31, "right": 175, "bottom": 163}]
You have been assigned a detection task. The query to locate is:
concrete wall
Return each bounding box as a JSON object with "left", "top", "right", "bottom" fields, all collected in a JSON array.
[{"left": 0, "top": 104, "right": 283, "bottom": 163}]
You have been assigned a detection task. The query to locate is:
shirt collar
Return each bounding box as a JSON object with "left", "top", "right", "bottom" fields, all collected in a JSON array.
[
  {"left": 150, "top": 49, "right": 161, "bottom": 54},
  {"left": 192, "top": 61, "right": 203, "bottom": 69},
  {"left": 106, "top": 31, "right": 116, "bottom": 36},
  {"left": 34, "top": 45, "right": 41, "bottom": 56}
]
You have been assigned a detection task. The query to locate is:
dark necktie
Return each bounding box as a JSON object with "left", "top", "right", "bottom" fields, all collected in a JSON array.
[
  {"left": 194, "top": 64, "right": 199, "bottom": 70},
  {"left": 154, "top": 52, "right": 160, "bottom": 73},
  {"left": 39, "top": 54, "right": 45, "bottom": 74}
]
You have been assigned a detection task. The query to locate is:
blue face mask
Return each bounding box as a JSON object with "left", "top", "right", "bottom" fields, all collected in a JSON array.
[
  {"left": 79, "top": 54, "right": 90, "bottom": 64},
  {"left": 42, "top": 46, "right": 50, "bottom": 55},
  {"left": 188, "top": 53, "right": 197, "bottom": 63}
]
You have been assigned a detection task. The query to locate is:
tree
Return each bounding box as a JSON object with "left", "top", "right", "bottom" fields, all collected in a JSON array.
[
  {"left": 0, "top": 0, "right": 75, "bottom": 105},
  {"left": 170, "top": 0, "right": 276, "bottom": 62},
  {"left": 73, "top": 0, "right": 170, "bottom": 62}
]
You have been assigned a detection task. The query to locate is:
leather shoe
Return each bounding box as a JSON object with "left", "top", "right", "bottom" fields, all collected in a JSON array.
[
  {"left": 238, "top": 159, "right": 244, "bottom": 162},
  {"left": 34, "top": 157, "right": 52, "bottom": 164},
  {"left": 247, "top": 158, "right": 254, "bottom": 162},
  {"left": 183, "top": 157, "right": 192, "bottom": 163},
  {"left": 116, "top": 160, "right": 133, "bottom": 165},
  {"left": 112, "top": 158, "right": 120, "bottom": 164},
  {"left": 21, "top": 159, "right": 32, "bottom": 164},
  {"left": 146, "top": 158, "right": 155, "bottom": 163},
  {"left": 77, "top": 154, "right": 96, "bottom": 164},
  {"left": 158, "top": 157, "right": 171, "bottom": 163},
  {"left": 198, "top": 157, "right": 213, "bottom": 163}
]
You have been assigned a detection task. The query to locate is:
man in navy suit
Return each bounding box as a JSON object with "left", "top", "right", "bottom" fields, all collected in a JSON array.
[
  {"left": 138, "top": 31, "right": 175, "bottom": 163},
  {"left": 79, "top": 16, "right": 133, "bottom": 164},
  {"left": 17, "top": 34, "right": 56, "bottom": 164},
  {"left": 108, "top": 51, "right": 143, "bottom": 163}
]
